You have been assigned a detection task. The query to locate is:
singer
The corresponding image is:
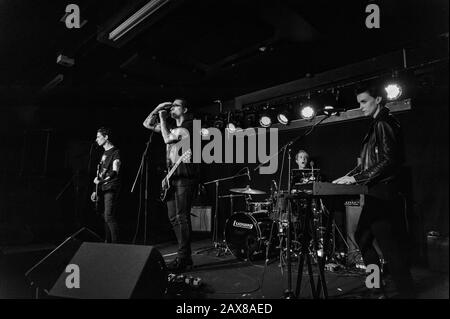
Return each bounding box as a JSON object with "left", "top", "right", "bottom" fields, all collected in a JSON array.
[
  {"left": 144, "top": 98, "right": 199, "bottom": 273},
  {"left": 333, "top": 83, "right": 414, "bottom": 298},
  {"left": 90, "top": 127, "right": 121, "bottom": 243}
]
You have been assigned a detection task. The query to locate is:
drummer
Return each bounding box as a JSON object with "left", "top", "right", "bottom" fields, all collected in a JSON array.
[
  {"left": 294, "top": 149, "right": 316, "bottom": 185},
  {"left": 295, "top": 149, "right": 310, "bottom": 169}
]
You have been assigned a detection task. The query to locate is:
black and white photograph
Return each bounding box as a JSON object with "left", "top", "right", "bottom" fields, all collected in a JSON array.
[{"left": 0, "top": 0, "right": 448, "bottom": 307}]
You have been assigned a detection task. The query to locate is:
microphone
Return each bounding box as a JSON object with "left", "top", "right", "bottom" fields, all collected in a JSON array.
[
  {"left": 246, "top": 167, "right": 251, "bottom": 181},
  {"left": 310, "top": 161, "right": 315, "bottom": 181},
  {"left": 271, "top": 179, "right": 278, "bottom": 190}
]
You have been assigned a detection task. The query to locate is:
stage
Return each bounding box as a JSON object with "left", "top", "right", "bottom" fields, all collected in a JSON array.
[{"left": 1, "top": 238, "right": 447, "bottom": 299}]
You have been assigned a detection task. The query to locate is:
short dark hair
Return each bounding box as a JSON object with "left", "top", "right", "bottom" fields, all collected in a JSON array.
[
  {"left": 354, "top": 82, "right": 386, "bottom": 102},
  {"left": 97, "top": 127, "right": 113, "bottom": 142},
  {"left": 174, "top": 98, "right": 189, "bottom": 109}
]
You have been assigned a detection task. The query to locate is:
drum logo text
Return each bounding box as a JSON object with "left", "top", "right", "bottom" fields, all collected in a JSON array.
[{"left": 233, "top": 221, "right": 254, "bottom": 229}]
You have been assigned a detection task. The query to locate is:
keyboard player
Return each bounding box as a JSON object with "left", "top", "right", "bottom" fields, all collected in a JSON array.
[{"left": 333, "top": 83, "right": 415, "bottom": 298}]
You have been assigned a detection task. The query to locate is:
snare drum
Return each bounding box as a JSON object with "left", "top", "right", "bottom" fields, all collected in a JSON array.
[{"left": 224, "top": 212, "right": 278, "bottom": 259}]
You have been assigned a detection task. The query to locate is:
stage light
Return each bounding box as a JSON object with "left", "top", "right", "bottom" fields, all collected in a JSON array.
[
  {"left": 243, "top": 112, "right": 256, "bottom": 128},
  {"left": 385, "top": 83, "right": 402, "bottom": 101},
  {"left": 212, "top": 112, "right": 229, "bottom": 130},
  {"left": 322, "top": 105, "right": 345, "bottom": 116},
  {"left": 200, "top": 128, "right": 210, "bottom": 137},
  {"left": 259, "top": 115, "right": 272, "bottom": 127},
  {"left": 226, "top": 122, "right": 237, "bottom": 133},
  {"left": 277, "top": 112, "right": 289, "bottom": 125},
  {"left": 300, "top": 105, "right": 315, "bottom": 120}
]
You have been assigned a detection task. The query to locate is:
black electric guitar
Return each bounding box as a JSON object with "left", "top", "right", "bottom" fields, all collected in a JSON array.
[{"left": 160, "top": 150, "right": 192, "bottom": 202}]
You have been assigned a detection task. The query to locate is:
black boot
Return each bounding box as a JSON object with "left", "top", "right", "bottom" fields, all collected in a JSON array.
[{"left": 167, "top": 257, "right": 193, "bottom": 273}]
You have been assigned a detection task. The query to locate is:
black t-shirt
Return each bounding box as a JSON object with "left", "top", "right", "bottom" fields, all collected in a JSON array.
[
  {"left": 166, "top": 119, "right": 200, "bottom": 180},
  {"left": 99, "top": 147, "right": 121, "bottom": 191}
]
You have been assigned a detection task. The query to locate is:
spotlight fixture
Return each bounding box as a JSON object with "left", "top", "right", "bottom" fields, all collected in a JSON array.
[
  {"left": 213, "top": 114, "right": 225, "bottom": 129},
  {"left": 243, "top": 112, "right": 257, "bottom": 128},
  {"left": 259, "top": 115, "right": 272, "bottom": 128},
  {"left": 200, "top": 127, "right": 210, "bottom": 137},
  {"left": 385, "top": 83, "right": 402, "bottom": 101},
  {"left": 277, "top": 112, "right": 289, "bottom": 125},
  {"left": 226, "top": 122, "right": 237, "bottom": 133},
  {"left": 300, "top": 105, "right": 315, "bottom": 120}
]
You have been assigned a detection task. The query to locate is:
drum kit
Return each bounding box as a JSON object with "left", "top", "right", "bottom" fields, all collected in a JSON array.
[
  {"left": 219, "top": 169, "right": 332, "bottom": 300},
  {"left": 201, "top": 163, "right": 331, "bottom": 299},
  {"left": 222, "top": 177, "right": 318, "bottom": 262}
]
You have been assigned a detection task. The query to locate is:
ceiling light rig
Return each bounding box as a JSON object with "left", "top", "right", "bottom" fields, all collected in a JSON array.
[{"left": 201, "top": 73, "right": 408, "bottom": 130}]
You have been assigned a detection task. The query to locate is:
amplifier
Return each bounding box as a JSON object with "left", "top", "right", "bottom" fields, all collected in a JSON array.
[{"left": 191, "top": 206, "right": 212, "bottom": 232}]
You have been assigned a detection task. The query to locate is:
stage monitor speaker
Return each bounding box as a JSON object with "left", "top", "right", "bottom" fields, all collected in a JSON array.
[
  {"left": 49, "top": 242, "right": 167, "bottom": 299},
  {"left": 25, "top": 227, "right": 102, "bottom": 293}
]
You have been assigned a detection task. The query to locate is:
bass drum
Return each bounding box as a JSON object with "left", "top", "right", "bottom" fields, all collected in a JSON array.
[{"left": 224, "top": 212, "right": 278, "bottom": 260}]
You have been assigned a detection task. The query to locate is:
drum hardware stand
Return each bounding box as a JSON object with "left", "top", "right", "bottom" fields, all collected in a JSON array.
[
  {"left": 196, "top": 171, "right": 249, "bottom": 257},
  {"left": 282, "top": 147, "right": 297, "bottom": 299},
  {"left": 294, "top": 197, "right": 329, "bottom": 299}
]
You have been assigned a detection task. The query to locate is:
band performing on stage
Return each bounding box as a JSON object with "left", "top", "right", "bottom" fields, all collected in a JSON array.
[
  {"left": 83, "top": 84, "right": 418, "bottom": 299},
  {"left": 2, "top": 0, "right": 448, "bottom": 305}
]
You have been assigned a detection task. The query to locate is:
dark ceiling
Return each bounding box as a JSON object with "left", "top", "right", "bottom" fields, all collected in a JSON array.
[{"left": 0, "top": 0, "right": 448, "bottom": 109}]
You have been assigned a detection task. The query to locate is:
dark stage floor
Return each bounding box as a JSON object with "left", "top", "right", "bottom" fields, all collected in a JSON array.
[{"left": 0, "top": 239, "right": 448, "bottom": 299}]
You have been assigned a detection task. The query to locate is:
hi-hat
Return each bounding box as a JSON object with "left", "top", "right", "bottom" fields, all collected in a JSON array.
[{"left": 229, "top": 185, "right": 266, "bottom": 195}]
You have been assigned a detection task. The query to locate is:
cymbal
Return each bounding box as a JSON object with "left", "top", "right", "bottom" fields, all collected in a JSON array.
[
  {"left": 218, "top": 194, "right": 246, "bottom": 198},
  {"left": 229, "top": 185, "right": 266, "bottom": 195}
]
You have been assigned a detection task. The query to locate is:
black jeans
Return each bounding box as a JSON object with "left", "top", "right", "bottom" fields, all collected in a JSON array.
[
  {"left": 355, "top": 195, "right": 415, "bottom": 297},
  {"left": 166, "top": 179, "right": 197, "bottom": 261},
  {"left": 103, "top": 190, "right": 119, "bottom": 243}
]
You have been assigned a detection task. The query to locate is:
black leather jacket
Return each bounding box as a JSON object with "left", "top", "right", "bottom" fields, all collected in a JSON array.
[{"left": 349, "top": 106, "right": 404, "bottom": 188}]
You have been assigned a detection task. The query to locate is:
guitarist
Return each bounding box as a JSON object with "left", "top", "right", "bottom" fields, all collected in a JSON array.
[
  {"left": 144, "top": 98, "right": 199, "bottom": 273},
  {"left": 90, "top": 127, "right": 121, "bottom": 243}
]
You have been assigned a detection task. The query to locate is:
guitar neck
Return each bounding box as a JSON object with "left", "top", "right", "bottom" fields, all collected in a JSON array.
[
  {"left": 166, "top": 159, "right": 183, "bottom": 180},
  {"left": 166, "top": 152, "right": 190, "bottom": 180}
]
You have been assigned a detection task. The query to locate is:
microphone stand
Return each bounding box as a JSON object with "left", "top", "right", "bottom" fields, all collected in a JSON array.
[
  {"left": 131, "top": 131, "right": 154, "bottom": 245},
  {"left": 196, "top": 171, "right": 249, "bottom": 256}
]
